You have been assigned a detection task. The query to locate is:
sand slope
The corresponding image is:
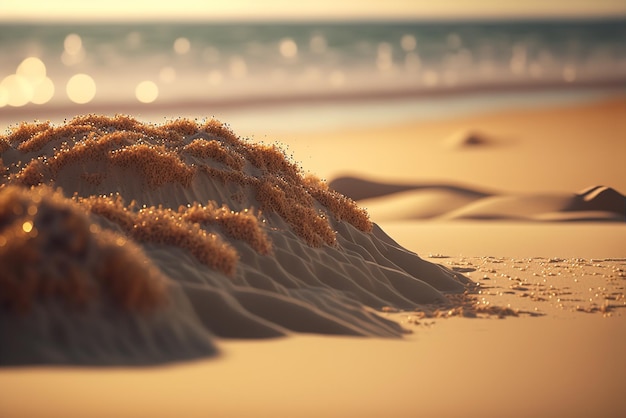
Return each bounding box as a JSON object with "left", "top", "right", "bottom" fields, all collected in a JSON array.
[
  {"left": 330, "top": 176, "right": 626, "bottom": 222},
  {"left": 0, "top": 115, "right": 471, "bottom": 365}
]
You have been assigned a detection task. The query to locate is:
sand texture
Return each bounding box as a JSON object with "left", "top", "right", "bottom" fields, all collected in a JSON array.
[{"left": 0, "top": 115, "right": 472, "bottom": 365}]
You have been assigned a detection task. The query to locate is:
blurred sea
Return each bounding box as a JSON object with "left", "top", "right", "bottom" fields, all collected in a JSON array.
[{"left": 1, "top": 19, "right": 625, "bottom": 131}]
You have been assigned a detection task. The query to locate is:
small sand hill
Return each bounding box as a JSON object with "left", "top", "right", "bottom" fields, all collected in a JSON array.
[
  {"left": 0, "top": 115, "right": 470, "bottom": 365},
  {"left": 330, "top": 176, "right": 626, "bottom": 222},
  {"left": 444, "top": 129, "right": 497, "bottom": 149}
]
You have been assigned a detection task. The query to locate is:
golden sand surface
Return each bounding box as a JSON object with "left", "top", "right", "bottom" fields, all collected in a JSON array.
[
  {"left": 1, "top": 256, "right": 623, "bottom": 418},
  {"left": 1, "top": 97, "right": 625, "bottom": 417}
]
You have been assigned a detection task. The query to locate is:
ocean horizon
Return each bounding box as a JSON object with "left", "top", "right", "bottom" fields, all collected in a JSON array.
[{"left": 1, "top": 18, "right": 625, "bottom": 131}]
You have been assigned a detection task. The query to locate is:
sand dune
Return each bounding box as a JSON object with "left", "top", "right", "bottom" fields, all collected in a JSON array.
[
  {"left": 0, "top": 115, "right": 473, "bottom": 366},
  {"left": 330, "top": 176, "right": 626, "bottom": 222}
]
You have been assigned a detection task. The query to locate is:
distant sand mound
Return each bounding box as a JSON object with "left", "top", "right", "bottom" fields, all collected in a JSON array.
[
  {"left": 571, "top": 186, "right": 626, "bottom": 214},
  {"left": 331, "top": 175, "right": 626, "bottom": 222},
  {"left": 329, "top": 176, "right": 491, "bottom": 202},
  {"left": 0, "top": 115, "right": 470, "bottom": 365},
  {"left": 444, "top": 129, "right": 497, "bottom": 149}
]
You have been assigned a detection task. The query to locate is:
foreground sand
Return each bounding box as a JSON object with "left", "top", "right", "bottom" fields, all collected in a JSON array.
[
  {"left": 1, "top": 96, "right": 625, "bottom": 417},
  {"left": 1, "top": 253, "right": 624, "bottom": 418}
]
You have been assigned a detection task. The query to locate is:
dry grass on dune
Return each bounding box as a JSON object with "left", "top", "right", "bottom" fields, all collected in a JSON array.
[
  {"left": 183, "top": 139, "right": 244, "bottom": 170},
  {"left": 2, "top": 114, "right": 371, "bottom": 248},
  {"left": 181, "top": 202, "right": 272, "bottom": 255},
  {"left": 77, "top": 195, "right": 241, "bottom": 276},
  {"left": 0, "top": 186, "right": 167, "bottom": 313},
  {"left": 110, "top": 144, "right": 195, "bottom": 188},
  {"left": 132, "top": 207, "right": 238, "bottom": 277},
  {"left": 4, "top": 112, "right": 350, "bottom": 270}
]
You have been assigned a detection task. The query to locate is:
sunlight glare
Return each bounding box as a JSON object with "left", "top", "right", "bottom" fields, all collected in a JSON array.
[
  {"left": 66, "top": 73, "right": 96, "bottom": 104},
  {"left": 64, "top": 33, "right": 82, "bottom": 55},
  {"left": 279, "top": 38, "right": 298, "bottom": 58},
  {"left": 174, "top": 37, "right": 191, "bottom": 55},
  {"left": 135, "top": 80, "right": 158, "bottom": 103},
  {"left": 62, "top": 33, "right": 86, "bottom": 66},
  {"left": 1, "top": 74, "right": 33, "bottom": 107},
  {"left": 16, "top": 57, "right": 47, "bottom": 84}
]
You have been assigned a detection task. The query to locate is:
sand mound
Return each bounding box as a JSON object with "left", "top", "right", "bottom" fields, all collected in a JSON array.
[
  {"left": 571, "top": 186, "right": 626, "bottom": 214},
  {"left": 0, "top": 115, "right": 470, "bottom": 365},
  {"left": 331, "top": 175, "right": 626, "bottom": 222},
  {"left": 444, "top": 129, "right": 497, "bottom": 149},
  {"left": 329, "top": 176, "right": 490, "bottom": 202}
]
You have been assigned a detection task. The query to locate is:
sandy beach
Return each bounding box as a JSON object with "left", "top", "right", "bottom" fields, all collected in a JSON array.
[{"left": 0, "top": 94, "right": 625, "bottom": 418}]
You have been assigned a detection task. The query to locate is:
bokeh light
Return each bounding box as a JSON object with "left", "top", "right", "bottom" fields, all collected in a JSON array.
[
  {"left": 173, "top": 37, "right": 191, "bottom": 55},
  {"left": 30, "top": 77, "right": 55, "bottom": 105},
  {"left": 135, "top": 80, "right": 158, "bottom": 103},
  {"left": 1, "top": 74, "right": 33, "bottom": 107},
  {"left": 16, "top": 57, "right": 47, "bottom": 83},
  {"left": 66, "top": 73, "right": 96, "bottom": 104},
  {"left": 64, "top": 33, "right": 82, "bottom": 55},
  {"left": 279, "top": 38, "right": 298, "bottom": 58},
  {"left": 62, "top": 33, "right": 85, "bottom": 66},
  {"left": 0, "top": 57, "right": 55, "bottom": 107}
]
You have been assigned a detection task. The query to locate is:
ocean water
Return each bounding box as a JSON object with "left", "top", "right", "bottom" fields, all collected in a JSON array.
[{"left": 1, "top": 19, "right": 625, "bottom": 123}]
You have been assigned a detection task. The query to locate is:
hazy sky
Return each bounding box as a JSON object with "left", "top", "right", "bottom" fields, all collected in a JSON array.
[{"left": 2, "top": 0, "right": 625, "bottom": 21}]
